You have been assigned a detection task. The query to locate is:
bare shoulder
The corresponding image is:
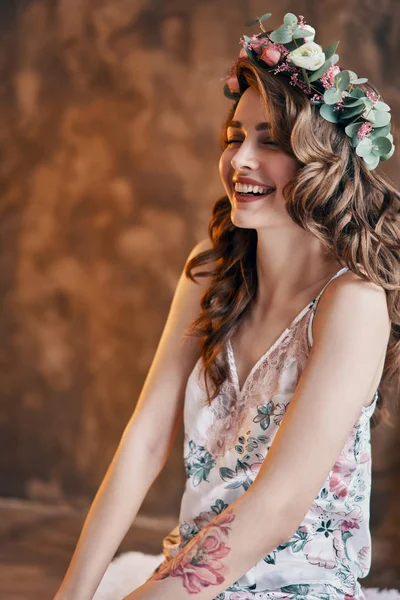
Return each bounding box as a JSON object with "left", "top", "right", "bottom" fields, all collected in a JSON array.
[{"left": 313, "top": 268, "right": 391, "bottom": 350}]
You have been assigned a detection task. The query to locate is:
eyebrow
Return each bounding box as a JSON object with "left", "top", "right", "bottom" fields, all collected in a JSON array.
[{"left": 226, "top": 119, "right": 271, "bottom": 131}]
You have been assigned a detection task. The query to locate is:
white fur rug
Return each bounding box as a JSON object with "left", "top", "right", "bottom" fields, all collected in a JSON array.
[{"left": 92, "top": 551, "right": 400, "bottom": 600}]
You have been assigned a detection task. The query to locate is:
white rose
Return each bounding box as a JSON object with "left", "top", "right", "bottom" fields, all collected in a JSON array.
[
  {"left": 287, "top": 41, "right": 325, "bottom": 71},
  {"left": 302, "top": 25, "right": 315, "bottom": 42}
]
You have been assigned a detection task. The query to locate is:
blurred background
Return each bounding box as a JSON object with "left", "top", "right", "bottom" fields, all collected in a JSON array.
[{"left": 0, "top": 0, "right": 399, "bottom": 598}]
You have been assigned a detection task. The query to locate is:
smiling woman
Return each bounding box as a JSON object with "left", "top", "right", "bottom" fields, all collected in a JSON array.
[{"left": 53, "top": 9, "right": 400, "bottom": 600}]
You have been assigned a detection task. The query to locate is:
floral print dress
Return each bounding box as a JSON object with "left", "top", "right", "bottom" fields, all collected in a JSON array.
[{"left": 156, "top": 266, "right": 378, "bottom": 600}]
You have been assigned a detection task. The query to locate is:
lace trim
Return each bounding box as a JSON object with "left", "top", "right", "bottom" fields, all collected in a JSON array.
[{"left": 205, "top": 309, "right": 313, "bottom": 458}]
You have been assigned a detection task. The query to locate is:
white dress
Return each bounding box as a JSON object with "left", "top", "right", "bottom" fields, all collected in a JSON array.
[{"left": 154, "top": 266, "right": 379, "bottom": 599}]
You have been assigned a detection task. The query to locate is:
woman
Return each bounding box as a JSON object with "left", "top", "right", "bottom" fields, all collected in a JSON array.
[{"left": 54, "top": 11, "right": 399, "bottom": 600}]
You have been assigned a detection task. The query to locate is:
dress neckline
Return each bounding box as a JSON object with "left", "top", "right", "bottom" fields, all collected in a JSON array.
[{"left": 227, "top": 266, "right": 349, "bottom": 396}]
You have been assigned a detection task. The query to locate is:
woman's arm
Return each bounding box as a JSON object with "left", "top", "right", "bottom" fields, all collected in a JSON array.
[
  {"left": 53, "top": 238, "right": 214, "bottom": 600},
  {"left": 122, "top": 273, "right": 390, "bottom": 600}
]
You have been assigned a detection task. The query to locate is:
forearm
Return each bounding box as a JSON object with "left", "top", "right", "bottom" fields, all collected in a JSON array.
[
  {"left": 123, "top": 483, "right": 290, "bottom": 600},
  {"left": 54, "top": 424, "right": 165, "bottom": 600}
]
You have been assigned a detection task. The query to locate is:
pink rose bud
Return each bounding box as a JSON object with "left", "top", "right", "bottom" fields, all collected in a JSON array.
[
  {"left": 249, "top": 34, "right": 265, "bottom": 53},
  {"left": 260, "top": 44, "right": 281, "bottom": 66},
  {"left": 227, "top": 75, "right": 240, "bottom": 94}
]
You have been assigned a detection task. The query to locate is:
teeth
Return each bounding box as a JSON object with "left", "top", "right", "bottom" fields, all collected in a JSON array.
[{"left": 234, "top": 183, "right": 273, "bottom": 194}]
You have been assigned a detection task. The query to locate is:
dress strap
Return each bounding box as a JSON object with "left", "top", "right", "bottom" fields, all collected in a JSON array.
[{"left": 307, "top": 265, "right": 350, "bottom": 348}]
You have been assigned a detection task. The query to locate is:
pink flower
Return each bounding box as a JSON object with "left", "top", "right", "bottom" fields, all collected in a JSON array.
[
  {"left": 320, "top": 65, "right": 340, "bottom": 89},
  {"left": 366, "top": 91, "right": 379, "bottom": 104},
  {"left": 260, "top": 44, "right": 282, "bottom": 66},
  {"left": 239, "top": 47, "right": 248, "bottom": 58},
  {"left": 249, "top": 34, "right": 266, "bottom": 53},
  {"left": 357, "top": 122, "right": 373, "bottom": 140},
  {"left": 226, "top": 75, "right": 240, "bottom": 94}
]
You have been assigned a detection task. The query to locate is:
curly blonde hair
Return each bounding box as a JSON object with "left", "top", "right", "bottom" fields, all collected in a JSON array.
[{"left": 185, "top": 57, "right": 400, "bottom": 429}]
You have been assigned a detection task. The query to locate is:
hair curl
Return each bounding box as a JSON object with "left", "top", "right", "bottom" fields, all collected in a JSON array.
[{"left": 184, "top": 56, "right": 400, "bottom": 429}]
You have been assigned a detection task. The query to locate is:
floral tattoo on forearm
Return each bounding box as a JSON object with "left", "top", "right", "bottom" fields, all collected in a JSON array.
[{"left": 152, "top": 508, "right": 236, "bottom": 594}]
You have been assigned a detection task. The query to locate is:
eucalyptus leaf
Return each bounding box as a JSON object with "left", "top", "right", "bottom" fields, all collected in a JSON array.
[
  {"left": 340, "top": 104, "right": 365, "bottom": 119},
  {"left": 347, "top": 70, "right": 358, "bottom": 81},
  {"left": 320, "top": 103, "right": 340, "bottom": 123},
  {"left": 370, "top": 110, "right": 391, "bottom": 127},
  {"left": 283, "top": 12, "right": 298, "bottom": 26},
  {"left": 334, "top": 70, "right": 350, "bottom": 92},
  {"left": 356, "top": 137, "right": 373, "bottom": 157},
  {"left": 293, "top": 27, "right": 309, "bottom": 39},
  {"left": 308, "top": 57, "right": 335, "bottom": 82},
  {"left": 344, "top": 122, "right": 363, "bottom": 137},
  {"left": 348, "top": 89, "right": 365, "bottom": 99},
  {"left": 342, "top": 97, "right": 366, "bottom": 108},
  {"left": 323, "top": 41, "right": 340, "bottom": 60},
  {"left": 351, "top": 77, "right": 368, "bottom": 84},
  {"left": 370, "top": 125, "right": 391, "bottom": 139},
  {"left": 374, "top": 100, "right": 390, "bottom": 112},
  {"left": 245, "top": 13, "right": 272, "bottom": 27},
  {"left": 324, "top": 87, "right": 343, "bottom": 105},
  {"left": 269, "top": 26, "right": 293, "bottom": 44},
  {"left": 331, "top": 53, "right": 340, "bottom": 65},
  {"left": 381, "top": 144, "right": 395, "bottom": 161},
  {"left": 363, "top": 154, "right": 380, "bottom": 170},
  {"left": 373, "top": 137, "right": 392, "bottom": 154}
]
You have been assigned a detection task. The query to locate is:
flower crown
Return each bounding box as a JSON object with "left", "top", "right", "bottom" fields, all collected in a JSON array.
[{"left": 223, "top": 12, "right": 395, "bottom": 171}]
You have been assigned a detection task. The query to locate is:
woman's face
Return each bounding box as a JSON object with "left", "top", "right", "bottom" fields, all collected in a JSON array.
[{"left": 219, "top": 86, "right": 301, "bottom": 229}]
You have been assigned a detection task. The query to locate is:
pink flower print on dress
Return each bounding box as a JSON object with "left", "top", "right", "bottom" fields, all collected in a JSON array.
[
  {"left": 329, "top": 460, "right": 356, "bottom": 497},
  {"left": 340, "top": 507, "right": 362, "bottom": 532},
  {"left": 303, "top": 528, "right": 345, "bottom": 569}
]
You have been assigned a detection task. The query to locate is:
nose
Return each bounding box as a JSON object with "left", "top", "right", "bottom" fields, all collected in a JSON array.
[{"left": 230, "top": 139, "right": 261, "bottom": 171}]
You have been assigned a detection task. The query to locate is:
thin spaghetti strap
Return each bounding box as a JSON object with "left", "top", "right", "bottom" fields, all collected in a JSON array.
[{"left": 307, "top": 265, "right": 350, "bottom": 348}]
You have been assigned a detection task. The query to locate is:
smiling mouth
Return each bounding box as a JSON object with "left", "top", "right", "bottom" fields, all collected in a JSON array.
[{"left": 234, "top": 188, "right": 275, "bottom": 200}]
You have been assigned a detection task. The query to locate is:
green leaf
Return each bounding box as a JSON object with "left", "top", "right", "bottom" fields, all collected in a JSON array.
[
  {"left": 363, "top": 153, "right": 380, "bottom": 170},
  {"left": 269, "top": 26, "right": 293, "bottom": 44},
  {"left": 331, "top": 53, "right": 340, "bottom": 65},
  {"left": 356, "top": 137, "right": 373, "bottom": 157},
  {"left": 343, "top": 97, "right": 366, "bottom": 108},
  {"left": 345, "top": 122, "right": 363, "bottom": 137},
  {"left": 293, "top": 27, "right": 309, "bottom": 39},
  {"left": 380, "top": 144, "right": 395, "bottom": 161},
  {"left": 370, "top": 110, "right": 391, "bottom": 127},
  {"left": 351, "top": 77, "right": 368, "bottom": 84},
  {"left": 320, "top": 103, "right": 340, "bottom": 123},
  {"left": 334, "top": 70, "right": 350, "bottom": 91},
  {"left": 339, "top": 104, "right": 365, "bottom": 119},
  {"left": 324, "top": 87, "right": 343, "bottom": 104},
  {"left": 308, "top": 57, "right": 334, "bottom": 82},
  {"left": 374, "top": 100, "right": 390, "bottom": 112},
  {"left": 245, "top": 13, "right": 272, "bottom": 27},
  {"left": 284, "top": 12, "right": 298, "bottom": 26},
  {"left": 349, "top": 89, "right": 365, "bottom": 99},
  {"left": 373, "top": 137, "right": 392, "bottom": 154},
  {"left": 370, "top": 124, "right": 391, "bottom": 139},
  {"left": 323, "top": 41, "right": 340, "bottom": 60},
  {"left": 347, "top": 70, "right": 358, "bottom": 81}
]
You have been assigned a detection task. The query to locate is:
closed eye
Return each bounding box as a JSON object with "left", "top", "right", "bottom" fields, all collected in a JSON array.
[{"left": 224, "top": 139, "right": 278, "bottom": 146}]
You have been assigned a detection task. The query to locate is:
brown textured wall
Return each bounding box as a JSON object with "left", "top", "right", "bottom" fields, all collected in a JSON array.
[{"left": 0, "top": 0, "right": 399, "bottom": 530}]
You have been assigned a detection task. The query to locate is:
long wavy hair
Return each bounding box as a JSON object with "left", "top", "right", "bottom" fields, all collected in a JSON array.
[{"left": 184, "top": 56, "right": 400, "bottom": 429}]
